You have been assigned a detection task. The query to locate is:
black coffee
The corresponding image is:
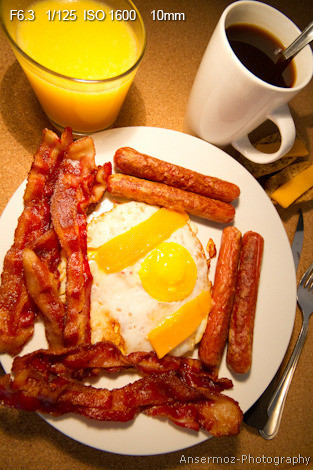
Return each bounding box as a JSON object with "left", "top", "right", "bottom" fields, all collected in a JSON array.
[{"left": 226, "top": 23, "right": 296, "bottom": 88}]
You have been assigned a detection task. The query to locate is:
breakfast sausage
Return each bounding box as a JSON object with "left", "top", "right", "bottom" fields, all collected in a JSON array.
[
  {"left": 199, "top": 227, "right": 242, "bottom": 377},
  {"left": 226, "top": 231, "right": 264, "bottom": 374},
  {"left": 107, "top": 174, "right": 235, "bottom": 223},
  {"left": 114, "top": 147, "right": 240, "bottom": 203}
]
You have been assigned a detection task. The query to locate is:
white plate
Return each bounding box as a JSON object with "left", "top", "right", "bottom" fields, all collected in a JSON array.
[{"left": 0, "top": 126, "right": 296, "bottom": 455}]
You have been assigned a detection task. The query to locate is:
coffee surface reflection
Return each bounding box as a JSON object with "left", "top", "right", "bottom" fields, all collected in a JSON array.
[{"left": 226, "top": 23, "right": 296, "bottom": 88}]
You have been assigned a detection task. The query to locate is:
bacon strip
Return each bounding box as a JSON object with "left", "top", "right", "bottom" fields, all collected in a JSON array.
[
  {"left": 0, "top": 353, "right": 242, "bottom": 436},
  {"left": 0, "top": 129, "right": 65, "bottom": 355},
  {"left": 50, "top": 137, "right": 98, "bottom": 347},
  {"left": 28, "top": 229, "right": 61, "bottom": 280},
  {"left": 22, "top": 136, "right": 111, "bottom": 349},
  {"left": 12, "top": 341, "right": 233, "bottom": 392},
  {"left": 145, "top": 394, "right": 243, "bottom": 436},
  {"left": 88, "top": 162, "right": 112, "bottom": 207},
  {"left": 22, "top": 248, "right": 64, "bottom": 349},
  {"left": 0, "top": 368, "right": 200, "bottom": 422}
]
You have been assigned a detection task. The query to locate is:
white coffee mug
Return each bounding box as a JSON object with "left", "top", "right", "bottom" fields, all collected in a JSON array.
[{"left": 184, "top": 0, "right": 313, "bottom": 164}]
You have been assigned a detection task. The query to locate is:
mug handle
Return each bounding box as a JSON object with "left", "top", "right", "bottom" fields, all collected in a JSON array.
[{"left": 231, "top": 104, "right": 296, "bottom": 164}]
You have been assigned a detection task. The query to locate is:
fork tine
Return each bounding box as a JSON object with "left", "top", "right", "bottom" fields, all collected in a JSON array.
[
  {"left": 300, "top": 261, "right": 313, "bottom": 289},
  {"left": 306, "top": 272, "right": 313, "bottom": 290}
]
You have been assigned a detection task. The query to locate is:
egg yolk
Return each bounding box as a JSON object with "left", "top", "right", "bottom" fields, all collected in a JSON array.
[
  {"left": 89, "top": 208, "right": 189, "bottom": 274},
  {"left": 139, "top": 242, "right": 197, "bottom": 302},
  {"left": 147, "top": 290, "right": 213, "bottom": 358}
]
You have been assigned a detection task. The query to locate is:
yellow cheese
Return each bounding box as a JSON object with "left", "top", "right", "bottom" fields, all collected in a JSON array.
[
  {"left": 271, "top": 163, "right": 313, "bottom": 208},
  {"left": 88, "top": 208, "right": 188, "bottom": 274},
  {"left": 147, "top": 290, "right": 213, "bottom": 358},
  {"left": 256, "top": 137, "right": 308, "bottom": 157}
]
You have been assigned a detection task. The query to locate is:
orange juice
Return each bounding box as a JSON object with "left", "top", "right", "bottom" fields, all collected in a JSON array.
[{"left": 8, "top": 0, "right": 145, "bottom": 133}]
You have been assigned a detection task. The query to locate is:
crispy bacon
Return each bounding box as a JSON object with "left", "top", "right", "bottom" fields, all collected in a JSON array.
[
  {"left": 20, "top": 133, "right": 111, "bottom": 349},
  {"left": 0, "top": 352, "right": 242, "bottom": 436},
  {"left": 60, "top": 127, "right": 74, "bottom": 149},
  {"left": 11, "top": 341, "right": 233, "bottom": 393},
  {"left": 22, "top": 248, "right": 64, "bottom": 349},
  {"left": 28, "top": 229, "right": 61, "bottom": 280},
  {"left": 0, "top": 368, "right": 201, "bottom": 420},
  {"left": 50, "top": 137, "right": 99, "bottom": 347},
  {"left": 144, "top": 395, "right": 243, "bottom": 436},
  {"left": 0, "top": 129, "right": 66, "bottom": 355},
  {"left": 88, "top": 162, "right": 112, "bottom": 208}
]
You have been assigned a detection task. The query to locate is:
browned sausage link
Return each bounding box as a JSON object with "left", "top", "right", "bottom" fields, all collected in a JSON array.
[
  {"left": 107, "top": 174, "right": 235, "bottom": 224},
  {"left": 226, "top": 231, "right": 264, "bottom": 374},
  {"left": 114, "top": 147, "right": 240, "bottom": 203},
  {"left": 199, "top": 227, "right": 242, "bottom": 377}
]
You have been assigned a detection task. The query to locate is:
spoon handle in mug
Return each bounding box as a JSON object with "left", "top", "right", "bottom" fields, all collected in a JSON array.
[{"left": 282, "top": 21, "right": 313, "bottom": 61}]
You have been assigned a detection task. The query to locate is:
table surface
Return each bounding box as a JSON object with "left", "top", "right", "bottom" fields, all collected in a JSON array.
[{"left": 0, "top": 0, "right": 312, "bottom": 469}]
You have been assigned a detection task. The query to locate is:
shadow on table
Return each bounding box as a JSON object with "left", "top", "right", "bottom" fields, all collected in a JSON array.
[
  {"left": 0, "top": 61, "right": 146, "bottom": 154},
  {"left": 0, "top": 61, "right": 50, "bottom": 154}
]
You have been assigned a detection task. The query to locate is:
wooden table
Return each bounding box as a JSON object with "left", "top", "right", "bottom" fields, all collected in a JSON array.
[{"left": 0, "top": 1, "right": 312, "bottom": 468}]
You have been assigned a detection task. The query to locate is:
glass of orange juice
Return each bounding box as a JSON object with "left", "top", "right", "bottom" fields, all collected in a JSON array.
[{"left": 0, "top": 0, "right": 146, "bottom": 135}]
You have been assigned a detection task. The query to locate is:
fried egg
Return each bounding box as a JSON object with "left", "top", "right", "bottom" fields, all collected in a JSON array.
[{"left": 86, "top": 201, "right": 212, "bottom": 358}]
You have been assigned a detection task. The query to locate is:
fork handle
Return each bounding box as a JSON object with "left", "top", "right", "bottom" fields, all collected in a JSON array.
[{"left": 259, "top": 320, "right": 309, "bottom": 440}]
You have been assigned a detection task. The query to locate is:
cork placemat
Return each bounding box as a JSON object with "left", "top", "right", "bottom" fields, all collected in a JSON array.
[{"left": 0, "top": 0, "right": 312, "bottom": 468}]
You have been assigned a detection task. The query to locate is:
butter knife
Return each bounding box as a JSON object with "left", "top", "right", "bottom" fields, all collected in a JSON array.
[
  {"left": 291, "top": 210, "right": 304, "bottom": 270},
  {"left": 243, "top": 209, "right": 304, "bottom": 432}
]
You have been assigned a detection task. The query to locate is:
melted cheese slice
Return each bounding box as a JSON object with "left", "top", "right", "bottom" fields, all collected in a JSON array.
[
  {"left": 271, "top": 163, "right": 313, "bottom": 208},
  {"left": 147, "top": 291, "right": 213, "bottom": 358},
  {"left": 89, "top": 208, "right": 189, "bottom": 273}
]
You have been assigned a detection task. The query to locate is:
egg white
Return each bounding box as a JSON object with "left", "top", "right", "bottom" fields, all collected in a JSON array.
[{"left": 87, "top": 201, "right": 210, "bottom": 356}]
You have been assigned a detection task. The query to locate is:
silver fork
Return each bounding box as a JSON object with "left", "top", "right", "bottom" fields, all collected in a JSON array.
[{"left": 260, "top": 261, "right": 313, "bottom": 439}]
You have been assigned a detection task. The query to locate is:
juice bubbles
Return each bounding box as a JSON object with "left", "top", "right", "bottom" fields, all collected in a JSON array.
[{"left": 2, "top": 0, "right": 145, "bottom": 134}]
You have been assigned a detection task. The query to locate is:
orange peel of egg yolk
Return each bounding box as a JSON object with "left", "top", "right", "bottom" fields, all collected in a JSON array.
[
  {"left": 88, "top": 208, "right": 189, "bottom": 273},
  {"left": 138, "top": 242, "right": 197, "bottom": 302},
  {"left": 147, "top": 291, "right": 213, "bottom": 359}
]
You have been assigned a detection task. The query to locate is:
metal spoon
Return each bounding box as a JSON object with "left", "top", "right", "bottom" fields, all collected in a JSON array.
[
  {"left": 269, "top": 21, "right": 313, "bottom": 86},
  {"left": 277, "top": 21, "right": 313, "bottom": 61}
]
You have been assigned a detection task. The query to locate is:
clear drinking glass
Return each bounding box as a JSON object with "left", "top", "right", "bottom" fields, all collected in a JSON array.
[{"left": 0, "top": 0, "right": 146, "bottom": 135}]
